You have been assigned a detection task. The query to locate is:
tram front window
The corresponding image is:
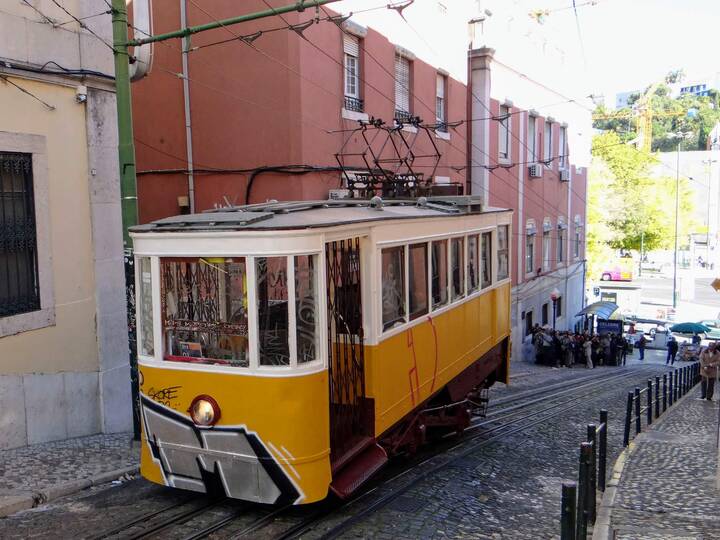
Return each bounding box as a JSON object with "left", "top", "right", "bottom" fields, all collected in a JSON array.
[
  {"left": 161, "top": 257, "right": 249, "bottom": 366},
  {"left": 256, "top": 257, "right": 290, "bottom": 366}
]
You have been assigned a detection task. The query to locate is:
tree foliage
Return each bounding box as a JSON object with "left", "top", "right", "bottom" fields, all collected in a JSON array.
[{"left": 587, "top": 133, "right": 697, "bottom": 275}]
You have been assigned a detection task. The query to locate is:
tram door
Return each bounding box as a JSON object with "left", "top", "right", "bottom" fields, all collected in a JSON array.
[{"left": 325, "top": 237, "right": 371, "bottom": 463}]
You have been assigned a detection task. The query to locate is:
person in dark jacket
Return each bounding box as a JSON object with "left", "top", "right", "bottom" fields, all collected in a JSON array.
[
  {"left": 666, "top": 336, "right": 679, "bottom": 365},
  {"left": 638, "top": 334, "right": 647, "bottom": 361}
]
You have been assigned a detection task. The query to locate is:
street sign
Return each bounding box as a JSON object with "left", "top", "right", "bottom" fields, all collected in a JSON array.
[{"left": 712, "top": 278, "right": 720, "bottom": 292}]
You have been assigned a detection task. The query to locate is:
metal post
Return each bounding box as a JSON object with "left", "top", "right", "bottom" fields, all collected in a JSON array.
[
  {"left": 673, "top": 140, "right": 680, "bottom": 309},
  {"left": 669, "top": 371, "right": 674, "bottom": 406},
  {"left": 599, "top": 410, "right": 608, "bottom": 492},
  {"left": 552, "top": 299, "right": 557, "bottom": 331},
  {"left": 647, "top": 379, "right": 653, "bottom": 425},
  {"left": 561, "top": 482, "right": 577, "bottom": 540},
  {"left": 663, "top": 373, "right": 668, "bottom": 411},
  {"left": 634, "top": 387, "right": 641, "bottom": 434},
  {"left": 624, "top": 391, "right": 633, "bottom": 446},
  {"left": 576, "top": 442, "right": 592, "bottom": 539},
  {"left": 587, "top": 424, "right": 597, "bottom": 523},
  {"left": 675, "top": 369, "right": 680, "bottom": 401},
  {"left": 639, "top": 230, "right": 644, "bottom": 277},
  {"left": 655, "top": 376, "right": 660, "bottom": 418}
]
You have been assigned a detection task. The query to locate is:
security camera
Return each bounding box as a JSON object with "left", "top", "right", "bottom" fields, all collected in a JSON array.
[{"left": 76, "top": 85, "right": 87, "bottom": 103}]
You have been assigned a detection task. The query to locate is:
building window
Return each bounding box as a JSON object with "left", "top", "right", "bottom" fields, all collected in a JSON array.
[
  {"left": 556, "top": 296, "right": 563, "bottom": 317},
  {"left": 526, "top": 231, "right": 535, "bottom": 274},
  {"left": 467, "top": 234, "right": 479, "bottom": 293},
  {"left": 481, "top": 231, "right": 492, "bottom": 288},
  {"left": 0, "top": 152, "right": 40, "bottom": 318},
  {"left": 528, "top": 115, "right": 537, "bottom": 161},
  {"left": 294, "top": 255, "right": 319, "bottom": 363},
  {"left": 431, "top": 239, "right": 448, "bottom": 309},
  {"left": 381, "top": 246, "right": 406, "bottom": 330},
  {"left": 497, "top": 225, "right": 509, "bottom": 280},
  {"left": 395, "top": 54, "right": 412, "bottom": 122},
  {"left": 343, "top": 34, "right": 363, "bottom": 112},
  {"left": 162, "top": 257, "right": 250, "bottom": 367},
  {"left": 557, "top": 227, "right": 565, "bottom": 264},
  {"left": 498, "top": 105, "right": 510, "bottom": 160},
  {"left": 544, "top": 121, "right": 552, "bottom": 163},
  {"left": 559, "top": 126, "right": 567, "bottom": 168},
  {"left": 542, "top": 303, "right": 548, "bottom": 326},
  {"left": 436, "top": 73, "right": 447, "bottom": 131},
  {"left": 574, "top": 226, "right": 581, "bottom": 259},
  {"left": 543, "top": 228, "right": 551, "bottom": 271},
  {"left": 409, "top": 243, "right": 428, "bottom": 320},
  {"left": 138, "top": 257, "right": 154, "bottom": 356}
]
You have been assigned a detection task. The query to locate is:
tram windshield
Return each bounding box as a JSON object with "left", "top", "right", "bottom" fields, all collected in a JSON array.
[{"left": 161, "top": 257, "right": 249, "bottom": 366}]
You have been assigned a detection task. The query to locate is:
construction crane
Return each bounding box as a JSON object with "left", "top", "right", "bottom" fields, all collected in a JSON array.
[{"left": 593, "top": 82, "right": 688, "bottom": 152}]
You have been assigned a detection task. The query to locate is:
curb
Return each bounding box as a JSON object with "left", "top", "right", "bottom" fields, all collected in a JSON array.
[
  {"left": 592, "top": 384, "right": 699, "bottom": 540},
  {"left": 0, "top": 464, "right": 139, "bottom": 519}
]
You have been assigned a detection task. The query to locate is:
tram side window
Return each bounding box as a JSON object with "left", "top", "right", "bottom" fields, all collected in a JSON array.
[
  {"left": 138, "top": 257, "right": 154, "bottom": 356},
  {"left": 161, "top": 258, "right": 249, "bottom": 366},
  {"left": 497, "top": 225, "right": 509, "bottom": 280},
  {"left": 451, "top": 237, "right": 465, "bottom": 301},
  {"left": 467, "top": 235, "right": 479, "bottom": 293},
  {"left": 381, "top": 246, "right": 406, "bottom": 331},
  {"left": 431, "top": 240, "right": 448, "bottom": 309},
  {"left": 481, "top": 231, "right": 492, "bottom": 288},
  {"left": 409, "top": 243, "right": 428, "bottom": 320},
  {"left": 256, "top": 257, "right": 290, "bottom": 366},
  {"left": 295, "top": 255, "right": 319, "bottom": 363}
]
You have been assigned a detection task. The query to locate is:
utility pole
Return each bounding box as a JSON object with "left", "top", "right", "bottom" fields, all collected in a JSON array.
[
  {"left": 110, "top": 0, "right": 340, "bottom": 436},
  {"left": 703, "top": 158, "right": 718, "bottom": 265},
  {"left": 673, "top": 140, "right": 680, "bottom": 309}
]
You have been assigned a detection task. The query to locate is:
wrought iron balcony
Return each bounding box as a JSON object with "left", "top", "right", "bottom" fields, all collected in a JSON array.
[
  {"left": 344, "top": 95, "right": 364, "bottom": 113},
  {"left": 394, "top": 109, "right": 413, "bottom": 124}
]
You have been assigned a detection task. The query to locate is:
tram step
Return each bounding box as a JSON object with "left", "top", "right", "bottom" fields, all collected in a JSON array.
[{"left": 329, "top": 441, "right": 388, "bottom": 499}]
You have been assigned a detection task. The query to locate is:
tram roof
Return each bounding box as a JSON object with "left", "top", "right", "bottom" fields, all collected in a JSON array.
[{"left": 130, "top": 196, "right": 510, "bottom": 233}]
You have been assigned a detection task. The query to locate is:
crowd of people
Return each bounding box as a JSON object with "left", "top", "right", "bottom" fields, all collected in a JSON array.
[{"left": 528, "top": 325, "right": 639, "bottom": 369}]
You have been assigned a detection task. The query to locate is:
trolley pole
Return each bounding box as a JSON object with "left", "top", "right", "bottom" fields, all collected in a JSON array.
[{"left": 110, "top": 0, "right": 341, "bottom": 437}]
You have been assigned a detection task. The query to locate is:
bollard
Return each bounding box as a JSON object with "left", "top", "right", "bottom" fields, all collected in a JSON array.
[
  {"left": 647, "top": 379, "right": 653, "bottom": 425},
  {"left": 623, "top": 392, "right": 633, "bottom": 447},
  {"left": 681, "top": 367, "right": 686, "bottom": 395},
  {"left": 669, "top": 371, "right": 674, "bottom": 406},
  {"left": 576, "top": 442, "right": 592, "bottom": 539},
  {"left": 561, "top": 482, "right": 577, "bottom": 540},
  {"left": 663, "top": 373, "right": 667, "bottom": 412},
  {"left": 675, "top": 369, "right": 680, "bottom": 401},
  {"left": 587, "top": 424, "right": 597, "bottom": 523},
  {"left": 655, "top": 376, "right": 660, "bottom": 418},
  {"left": 599, "top": 410, "right": 608, "bottom": 492},
  {"left": 634, "top": 387, "right": 641, "bottom": 435}
]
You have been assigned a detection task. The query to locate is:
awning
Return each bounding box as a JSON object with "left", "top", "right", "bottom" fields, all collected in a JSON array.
[{"left": 575, "top": 301, "right": 619, "bottom": 319}]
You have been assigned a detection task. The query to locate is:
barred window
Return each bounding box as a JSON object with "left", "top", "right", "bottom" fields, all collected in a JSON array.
[
  {"left": 0, "top": 152, "right": 40, "bottom": 318},
  {"left": 395, "top": 54, "right": 411, "bottom": 119}
]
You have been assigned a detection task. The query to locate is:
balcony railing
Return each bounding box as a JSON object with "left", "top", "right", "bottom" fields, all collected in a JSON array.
[
  {"left": 344, "top": 95, "right": 364, "bottom": 113},
  {"left": 394, "top": 109, "right": 413, "bottom": 124},
  {"left": 436, "top": 121, "right": 448, "bottom": 133}
]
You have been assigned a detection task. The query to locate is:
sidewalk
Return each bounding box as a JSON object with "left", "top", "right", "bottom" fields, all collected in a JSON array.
[
  {"left": 0, "top": 433, "right": 139, "bottom": 518},
  {"left": 597, "top": 385, "right": 720, "bottom": 539}
]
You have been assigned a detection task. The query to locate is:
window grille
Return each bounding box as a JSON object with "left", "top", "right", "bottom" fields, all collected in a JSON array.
[
  {"left": 394, "top": 54, "right": 411, "bottom": 118},
  {"left": 0, "top": 152, "right": 40, "bottom": 318}
]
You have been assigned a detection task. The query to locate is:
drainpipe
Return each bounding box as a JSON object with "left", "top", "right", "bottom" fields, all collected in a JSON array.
[
  {"left": 180, "top": 0, "right": 195, "bottom": 213},
  {"left": 129, "top": 0, "right": 154, "bottom": 81}
]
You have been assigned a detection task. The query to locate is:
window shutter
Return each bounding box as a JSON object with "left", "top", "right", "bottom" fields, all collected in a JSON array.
[
  {"left": 395, "top": 55, "right": 410, "bottom": 112},
  {"left": 343, "top": 34, "right": 359, "bottom": 57}
]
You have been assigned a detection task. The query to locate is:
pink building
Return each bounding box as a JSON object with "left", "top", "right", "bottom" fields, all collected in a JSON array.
[{"left": 132, "top": 1, "right": 589, "bottom": 360}]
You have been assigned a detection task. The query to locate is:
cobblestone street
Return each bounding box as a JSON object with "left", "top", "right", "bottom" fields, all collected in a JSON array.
[{"left": 0, "top": 354, "right": 680, "bottom": 539}]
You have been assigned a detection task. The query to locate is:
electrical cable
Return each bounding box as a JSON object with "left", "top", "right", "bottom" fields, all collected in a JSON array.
[{"left": 46, "top": 0, "right": 116, "bottom": 52}]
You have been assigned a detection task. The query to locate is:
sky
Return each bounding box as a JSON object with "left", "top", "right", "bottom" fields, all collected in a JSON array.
[{"left": 535, "top": 0, "right": 720, "bottom": 104}]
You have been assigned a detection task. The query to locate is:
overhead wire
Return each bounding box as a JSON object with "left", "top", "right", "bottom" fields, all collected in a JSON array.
[{"left": 46, "top": 0, "right": 116, "bottom": 52}]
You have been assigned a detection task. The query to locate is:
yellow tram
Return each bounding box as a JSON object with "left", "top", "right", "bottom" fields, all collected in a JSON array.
[{"left": 131, "top": 196, "right": 512, "bottom": 505}]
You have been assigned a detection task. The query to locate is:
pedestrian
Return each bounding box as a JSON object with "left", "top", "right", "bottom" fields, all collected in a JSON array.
[
  {"left": 692, "top": 333, "right": 702, "bottom": 346},
  {"left": 638, "top": 334, "right": 647, "bottom": 361},
  {"left": 666, "top": 336, "right": 678, "bottom": 365},
  {"left": 700, "top": 343, "right": 719, "bottom": 400},
  {"left": 583, "top": 336, "right": 593, "bottom": 369},
  {"left": 619, "top": 334, "right": 628, "bottom": 366}
]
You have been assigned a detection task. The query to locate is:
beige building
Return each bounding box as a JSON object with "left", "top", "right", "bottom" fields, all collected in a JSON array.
[{"left": 0, "top": 0, "right": 131, "bottom": 448}]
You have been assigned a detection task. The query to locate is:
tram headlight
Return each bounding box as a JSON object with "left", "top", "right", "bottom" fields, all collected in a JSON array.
[{"left": 189, "top": 395, "right": 221, "bottom": 426}]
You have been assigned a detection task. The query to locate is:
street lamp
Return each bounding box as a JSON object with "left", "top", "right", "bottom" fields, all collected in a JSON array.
[
  {"left": 668, "top": 131, "right": 694, "bottom": 309},
  {"left": 550, "top": 287, "right": 560, "bottom": 330},
  {"left": 702, "top": 158, "right": 718, "bottom": 264}
]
